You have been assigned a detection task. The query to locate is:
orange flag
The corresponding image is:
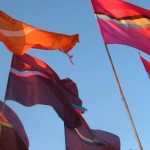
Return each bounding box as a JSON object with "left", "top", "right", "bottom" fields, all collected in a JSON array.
[{"left": 0, "top": 10, "right": 79, "bottom": 55}]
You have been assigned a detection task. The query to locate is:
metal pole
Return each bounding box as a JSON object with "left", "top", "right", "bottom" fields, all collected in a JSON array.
[{"left": 104, "top": 44, "right": 143, "bottom": 150}]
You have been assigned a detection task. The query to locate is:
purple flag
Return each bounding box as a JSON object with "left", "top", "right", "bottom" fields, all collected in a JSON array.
[
  {"left": 65, "top": 115, "right": 120, "bottom": 150},
  {"left": 0, "top": 101, "right": 29, "bottom": 150},
  {"left": 5, "top": 54, "right": 86, "bottom": 128}
]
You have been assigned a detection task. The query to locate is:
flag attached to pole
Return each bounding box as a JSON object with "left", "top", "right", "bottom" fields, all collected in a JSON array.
[
  {"left": 139, "top": 53, "right": 150, "bottom": 79},
  {"left": 0, "top": 10, "right": 79, "bottom": 55},
  {"left": 90, "top": 0, "right": 150, "bottom": 55},
  {"left": 0, "top": 101, "right": 29, "bottom": 150},
  {"left": 5, "top": 54, "right": 85, "bottom": 128},
  {"left": 65, "top": 115, "right": 120, "bottom": 150}
]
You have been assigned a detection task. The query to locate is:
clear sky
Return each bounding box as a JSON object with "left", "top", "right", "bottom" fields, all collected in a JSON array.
[{"left": 0, "top": 0, "right": 150, "bottom": 150}]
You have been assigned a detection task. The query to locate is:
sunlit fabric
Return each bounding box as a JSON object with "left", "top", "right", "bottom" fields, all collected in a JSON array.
[
  {"left": 0, "top": 10, "right": 79, "bottom": 55},
  {"left": 91, "top": 0, "right": 150, "bottom": 55},
  {"left": 5, "top": 54, "right": 84, "bottom": 128}
]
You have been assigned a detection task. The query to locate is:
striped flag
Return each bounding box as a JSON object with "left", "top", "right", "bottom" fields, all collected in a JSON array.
[
  {"left": 5, "top": 54, "right": 86, "bottom": 128},
  {"left": 0, "top": 101, "right": 29, "bottom": 150},
  {"left": 0, "top": 10, "right": 79, "bottom": 55},
  {"left": 65, "top": 115, "right": 120, "bottom": 150},
  {"left": 91, "top": 0, "right": 150, "bottom": 55}
]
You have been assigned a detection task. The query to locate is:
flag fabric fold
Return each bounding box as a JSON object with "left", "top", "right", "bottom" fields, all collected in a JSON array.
[
  {"left": 139, "top": 53, "right": 150, "bottom": 78},
  {"left": 65, "top": 115, "right": 120, "bottom": 150},
  {"left": 5, "top": 54, "right": 85, "bottom": 128},
  {"left": 91, "top": 0, "right": 150, "bottom": 55},
  {"left": 0, "top": 101, "right": 29, "bottom": 150},
  {"left": 0, "top": 10, "right": 79, "bottom": 55},
  {"left": 61, "top": 78, "right": 87, "bottom": 114}
]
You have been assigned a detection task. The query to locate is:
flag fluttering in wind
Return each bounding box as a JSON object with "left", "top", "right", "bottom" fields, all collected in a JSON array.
[
  {"left": 0, "top": 101, "right": 29, "bottom": 150},
  {"left": 0, "top": 10, "right": 79, "bottom": 55},
  {"left": 139, "top": 53, "right": 150, "bottom": 78},
  {"left": 61, "top": 78, "right": 87, "bottom": 114},
  {"left": 5, "top": 54, "right": 86, "bottom": 128},
  {"left": 91, "top": 0, "right": 150, "bottom": 55},
  {"left": 65, "top": 115, "right": 120, "bottom": 150}
]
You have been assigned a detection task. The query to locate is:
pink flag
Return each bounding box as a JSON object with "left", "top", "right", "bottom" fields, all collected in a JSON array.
[
  {"left": 91, "top": 0, "right": 150, "bottom": 55},
  {"left": 139, "top": 53, "right": 150, "bottom": 78}
]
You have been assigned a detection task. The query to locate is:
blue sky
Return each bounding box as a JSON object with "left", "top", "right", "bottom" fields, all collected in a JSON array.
[{"left": 0, "top": 0, "right": 150, "bottom": 150}]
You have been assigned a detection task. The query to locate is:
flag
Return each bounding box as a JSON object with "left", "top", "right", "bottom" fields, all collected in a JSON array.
[
  {"left": 0, "top": 10, "right": 79, "bottom": 55},
  {"left": 0, "top": 101, "right": 29, "bottom": 150},
  {"left": 91, "top": 0, "right": 150, "bottom": 55},
  {"left": 139, "top": 53, "right": 150, "bottom": 78},
  {"left": 5, "top": 54, "right": 85, "bottom": 128},
  {"left": 65, "top": 115, "right": 120, "bottom": 150},
  {"left": 61, "top": 78, "right": 87, "bottom": 114}
]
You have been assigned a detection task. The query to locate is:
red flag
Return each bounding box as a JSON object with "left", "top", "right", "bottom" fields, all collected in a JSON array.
[
  {"left": 139, "top": 53, "right": 150, "bottom": 78},
  {"left": 65, "top": 115, "right": 120, "bottom": 150},
  {"left": 91, "top": 0, "right": 150, "bottom": 55},
  {"left": 5, "top": 54, "right": 85, "bottom": 128},
  {"left": 0, "top": 101, "right": 29, "bottom": 150},
  {"left": 0, "top": 10, "right": 79, "bottom": 55}
]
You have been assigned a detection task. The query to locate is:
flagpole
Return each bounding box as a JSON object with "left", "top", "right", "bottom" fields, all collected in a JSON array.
[
  {"left": 104, "top": 44, "right": 143, "bottom": 150},
  {"left": 89, "top": 1, "right": 143, "bottom": 148},
  {"left": 0, "top": 54, "right": 14, "bottom": 137},
  {"left": 64, "top": 124, "right": 67, "bottom": 150}
]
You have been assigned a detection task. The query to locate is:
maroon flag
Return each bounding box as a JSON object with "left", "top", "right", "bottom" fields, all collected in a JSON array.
[
  {"left": 91, "top": 0, "right": 150, "bottom": 55},
  {"left": 65, "top": 115, "right": 120, "bottom": 150},
  {"left": 0, "top": 101, "right": 29, "bottom": 150},
  {"left": 139, "top": 53, "right": 150, "bottom": 78},
  {"left": 61, "top": 78, "right": 87, "bottom": 114},
  {"left": 5, "top": 54, "right": 85, "bottom": 128}
]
